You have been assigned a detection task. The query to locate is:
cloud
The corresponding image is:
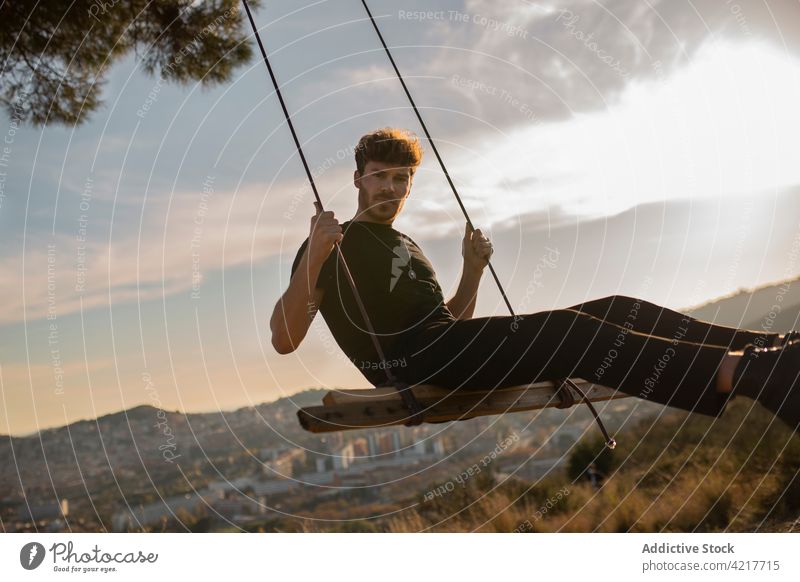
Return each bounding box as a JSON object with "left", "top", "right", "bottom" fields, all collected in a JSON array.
[
  {"left": 329, "top": 0, "right": 800, "bottom": 135},
  {"left": 0, "top": 171, "right": 354, "bottom": 324}
]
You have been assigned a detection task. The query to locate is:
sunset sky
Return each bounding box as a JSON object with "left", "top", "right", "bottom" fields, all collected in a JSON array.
[{"left": 2, "top": 0, "right": 800, "bottom": 435}]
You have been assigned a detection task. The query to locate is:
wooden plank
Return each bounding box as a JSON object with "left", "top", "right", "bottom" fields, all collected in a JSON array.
[{"left": 298, "top": 382, "right": 629, "bottom": 433}]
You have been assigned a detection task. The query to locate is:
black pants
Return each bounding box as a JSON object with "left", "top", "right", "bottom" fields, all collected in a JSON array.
[{"left": 397, "top": 295, "right": 776, "bottom": 417}]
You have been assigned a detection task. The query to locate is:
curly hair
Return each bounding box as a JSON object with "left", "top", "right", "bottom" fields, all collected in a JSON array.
[{"left": 354, "top": 128, "right": 423, "bottom": 176}]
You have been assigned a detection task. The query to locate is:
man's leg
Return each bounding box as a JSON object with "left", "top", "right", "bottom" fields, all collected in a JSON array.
[
  {"left": 402, "top": 309, "right": 732, "bottom": 417},
  {"left": 567, "top": 295, "right": 775, "bottom": 349}
]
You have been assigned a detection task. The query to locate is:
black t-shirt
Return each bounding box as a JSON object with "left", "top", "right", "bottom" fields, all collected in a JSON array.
[{"left": 290, "top": 220, "right": 455, "bottom": 385}]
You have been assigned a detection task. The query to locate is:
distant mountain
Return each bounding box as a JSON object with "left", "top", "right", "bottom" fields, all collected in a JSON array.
[
  {"left": 6, "top": 388, "right": 328, "bottom": 443},
  {"left": 686, "top": 274, "right": 800, "bottom": 332},
  {"left": 0, "top": 389, "right": 329, "bottom": 498}
]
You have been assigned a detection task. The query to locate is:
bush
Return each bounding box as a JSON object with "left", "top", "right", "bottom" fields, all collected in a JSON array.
[{"left": 567, "top": 435, "right": 615, "bottom": 482}]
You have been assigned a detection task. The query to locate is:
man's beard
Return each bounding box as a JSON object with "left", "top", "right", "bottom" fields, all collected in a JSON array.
[
  {"left": 374, "top": 198, "right": 398, "bottom": 218},
  {"left": 362, "top": 189, "right": 399, "bottom": 220}
]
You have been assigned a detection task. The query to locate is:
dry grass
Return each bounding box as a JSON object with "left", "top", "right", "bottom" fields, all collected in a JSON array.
[{"left": 374, "top": 400, "right": 800, "bottom": 533}]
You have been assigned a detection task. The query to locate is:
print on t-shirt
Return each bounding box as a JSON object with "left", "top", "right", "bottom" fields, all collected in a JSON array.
[{"left": 390, "top": 238, "right": 416, "bottom": 291}]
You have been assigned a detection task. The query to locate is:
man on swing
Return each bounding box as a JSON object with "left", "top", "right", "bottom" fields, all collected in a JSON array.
[{"left": 271, "top": 127, "right": 800, "bottom": 433}]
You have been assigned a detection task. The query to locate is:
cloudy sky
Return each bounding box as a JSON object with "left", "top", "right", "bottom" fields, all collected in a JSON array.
[{"left": 2, "top": 0, "right": 800, "bottom": 435}]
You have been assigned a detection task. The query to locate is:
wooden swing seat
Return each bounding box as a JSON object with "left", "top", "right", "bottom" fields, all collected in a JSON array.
[{"left": 297, "top": 379, "right": 630, "bottom": 433}]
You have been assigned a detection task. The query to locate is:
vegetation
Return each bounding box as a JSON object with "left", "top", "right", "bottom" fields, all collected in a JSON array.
[{"left": 1, "top": 0, "right": 258, "bottom": 125}]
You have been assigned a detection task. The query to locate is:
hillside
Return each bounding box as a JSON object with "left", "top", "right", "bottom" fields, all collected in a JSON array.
[
  {"left": 686, "top": 274, "right": 800, "bottom": 332},
  {"left": 273, "top": 399, "right": 800, "bottom": 533}
]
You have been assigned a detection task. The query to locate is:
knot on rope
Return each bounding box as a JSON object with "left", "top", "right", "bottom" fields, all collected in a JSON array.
[
  {"left": 555, "top": 379, "right": 576, "bottom": 409},
  {"left": 378, "top": 379, "right": 425, "bottom": 426}
]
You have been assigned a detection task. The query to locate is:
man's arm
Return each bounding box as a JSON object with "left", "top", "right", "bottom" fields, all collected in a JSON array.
[
  {"left": 446, "top": 265, "right": 483, "bottom": 320},
  {"left": 445, "top": 223, "right": 493, "bottom": 320},
  {"left": 270, "top": 250, "right": 326, "bottom": 354},
  {"left": 270, "top": 203, "right": 342, "bottom": 354}
]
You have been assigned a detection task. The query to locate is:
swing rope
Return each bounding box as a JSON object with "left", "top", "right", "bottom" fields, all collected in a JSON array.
[
  {"left": 358, "top": 0, "right": 615, "bottom": 448},
  {"left": 241, "top": 0, "right": 424, "bottom": 425},
  {"left": 359, "top": 0, "right": 515, "bottom": 317},
  {"left": 242, "top": 0, "right": 615, "bottom": 444}
]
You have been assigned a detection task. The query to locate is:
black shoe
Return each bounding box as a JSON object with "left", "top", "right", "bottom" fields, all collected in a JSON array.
[
  {"left": 732, "top": 341, "right": 800, "bottom": 432},
  {"left": 771, "top": 330, "right": 800, "bottom": 348}
]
